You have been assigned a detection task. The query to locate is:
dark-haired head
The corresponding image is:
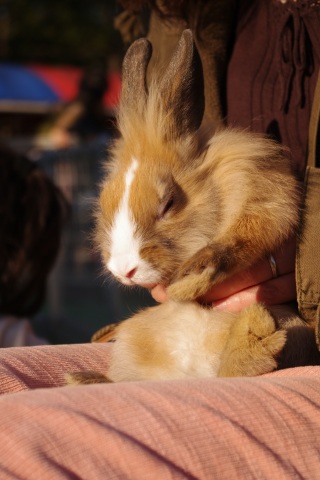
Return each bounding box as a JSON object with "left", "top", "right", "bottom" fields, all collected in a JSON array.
[{"left": 0, "top": 145, "right": 68, "bottom": 317}]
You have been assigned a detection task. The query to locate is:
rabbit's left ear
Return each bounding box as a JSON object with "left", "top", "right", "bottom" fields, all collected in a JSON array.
[
  {"left": 158, "top": 29, "right": 205, "bottom": 139},
  {"left": 121, "top": 38, "right": 152, "bottom": 115}
]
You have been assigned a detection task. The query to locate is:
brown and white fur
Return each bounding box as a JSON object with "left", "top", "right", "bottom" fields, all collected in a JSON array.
[
  {"left": 97, "top": 31, "right": 299, "bottom": 300},
  {"left": 66, "top": 30, "right": 316, "bottom": 386}
]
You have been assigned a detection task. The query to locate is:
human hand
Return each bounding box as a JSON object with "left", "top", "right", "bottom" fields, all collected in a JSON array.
[{"left": 151, "top": 237, "right": 296, "bottom": 312}]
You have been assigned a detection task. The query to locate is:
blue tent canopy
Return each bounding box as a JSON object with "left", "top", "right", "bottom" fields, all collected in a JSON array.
[
  {"left": 0, "top": 63, "right": 59, "bottom": 102},
  {"left": 0, "top": 62, "right": 121, "bottom": 113}
]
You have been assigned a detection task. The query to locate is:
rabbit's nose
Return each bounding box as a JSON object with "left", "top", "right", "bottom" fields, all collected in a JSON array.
[{"left": 125, "top": 267, "right": 137, "bottom": 279}]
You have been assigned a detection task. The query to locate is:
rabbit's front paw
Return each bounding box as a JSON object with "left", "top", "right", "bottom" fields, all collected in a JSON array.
[
  {"left": 176, "top": 246, "right": 217, "bottom": 277},
  {"left": 167, "top": 246, "right": 227, "bottom": 301},
  {"left": 167, "top": 268, "right": 214, "bottom": 301}
]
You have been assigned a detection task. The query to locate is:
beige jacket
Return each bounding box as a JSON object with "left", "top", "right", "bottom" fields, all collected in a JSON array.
[{"left": 296, "top": 72, "right": 320, "bottom": 345}]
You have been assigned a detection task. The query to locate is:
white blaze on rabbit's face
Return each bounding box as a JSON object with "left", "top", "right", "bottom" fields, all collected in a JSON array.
[{"left": 107, "top": 158, "right": 161, "bottom": 287}]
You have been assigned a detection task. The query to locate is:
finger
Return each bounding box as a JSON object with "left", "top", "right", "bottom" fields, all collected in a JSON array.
[
  {"left": 150, "top": 284, "right": 169, "bottom": 303},
  {"left": 212, "top": 273, "right": 296, "bottom": 313}
]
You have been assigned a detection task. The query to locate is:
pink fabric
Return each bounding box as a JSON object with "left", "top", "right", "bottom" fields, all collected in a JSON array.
[{"left": 0, "top": 343, "right": 319, "bottom": 479}]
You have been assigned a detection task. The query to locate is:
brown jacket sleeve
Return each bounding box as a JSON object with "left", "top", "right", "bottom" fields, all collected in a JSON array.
[
  {"left": 296, "top": 167, "right": 320, "bottom": 342},
  {"left": 296, "top": 71, "right": 320, "bottom": 344}
]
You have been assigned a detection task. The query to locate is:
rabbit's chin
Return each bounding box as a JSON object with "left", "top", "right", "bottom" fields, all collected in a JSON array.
[
  {"left": 119, "top": 278, "right": 157, "bottom": 289},
  {"left": 113, "top": 272, "right": 160, "bottom": 289}
]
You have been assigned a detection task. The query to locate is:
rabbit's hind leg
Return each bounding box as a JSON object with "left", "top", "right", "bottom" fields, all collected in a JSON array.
[
  {"left": 217, "top": 303, "right": 286, "bottom": 377},
  {"left": 65, "top": 371, "right": 112, "bottom": 386}
]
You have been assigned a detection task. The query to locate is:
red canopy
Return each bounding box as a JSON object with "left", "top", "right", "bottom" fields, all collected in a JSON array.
[{"left": 0, "top": 63, "right": 121, "bottom": 113}]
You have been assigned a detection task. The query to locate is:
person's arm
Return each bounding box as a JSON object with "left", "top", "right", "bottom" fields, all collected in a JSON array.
[{"left": 296, "top": 167, "right": 320, "bottom": 337}]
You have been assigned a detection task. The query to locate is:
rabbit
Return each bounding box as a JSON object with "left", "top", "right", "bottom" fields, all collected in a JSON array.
[
  {"left": 96, "top": 30, "right": 299, "bottom": 302},
  {"left": 66, "top": 29, "right": 309, "bottom": 386},
  {"left": 66, "top": 302, "right": 297, "bottom": 384},
  {"left": 66, "top": 301, "right": 319, "bottom": 384}
]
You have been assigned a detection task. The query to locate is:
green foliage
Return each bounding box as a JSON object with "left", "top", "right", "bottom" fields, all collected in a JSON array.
[{"left": 6, "top": 0, "right": 123, "bottom": 66}]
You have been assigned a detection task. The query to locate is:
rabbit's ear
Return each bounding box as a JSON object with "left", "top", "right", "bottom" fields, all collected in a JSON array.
[
  {"left": 159, "top": 29, "right": 204, "bottom": 139},
  {"left": 121, "top": 38, "right": 152, "bottom": 114}
]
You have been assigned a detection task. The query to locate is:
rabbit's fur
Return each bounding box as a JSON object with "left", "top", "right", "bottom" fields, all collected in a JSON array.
[
  {"left": 67, "top": 302, "right": 317, "bottom": 384},
  {"left": 96, "top": 32, "right": 299, "bottom": 301},
  {"left": 66, "top": 30, "right": 315, "bottom": 386}
]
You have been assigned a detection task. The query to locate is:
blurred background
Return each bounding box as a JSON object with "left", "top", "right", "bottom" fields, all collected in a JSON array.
[{"left": 0, "top": 0, "right": 155, "bottom": 344}]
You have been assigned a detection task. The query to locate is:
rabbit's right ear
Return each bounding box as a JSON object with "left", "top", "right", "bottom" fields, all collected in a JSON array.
[
  {"left": 158, "top": 29, "right": 205, "bottom": 139},
  {"left": 120, "top": 38, "right": 152, "bottom": 115}
]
